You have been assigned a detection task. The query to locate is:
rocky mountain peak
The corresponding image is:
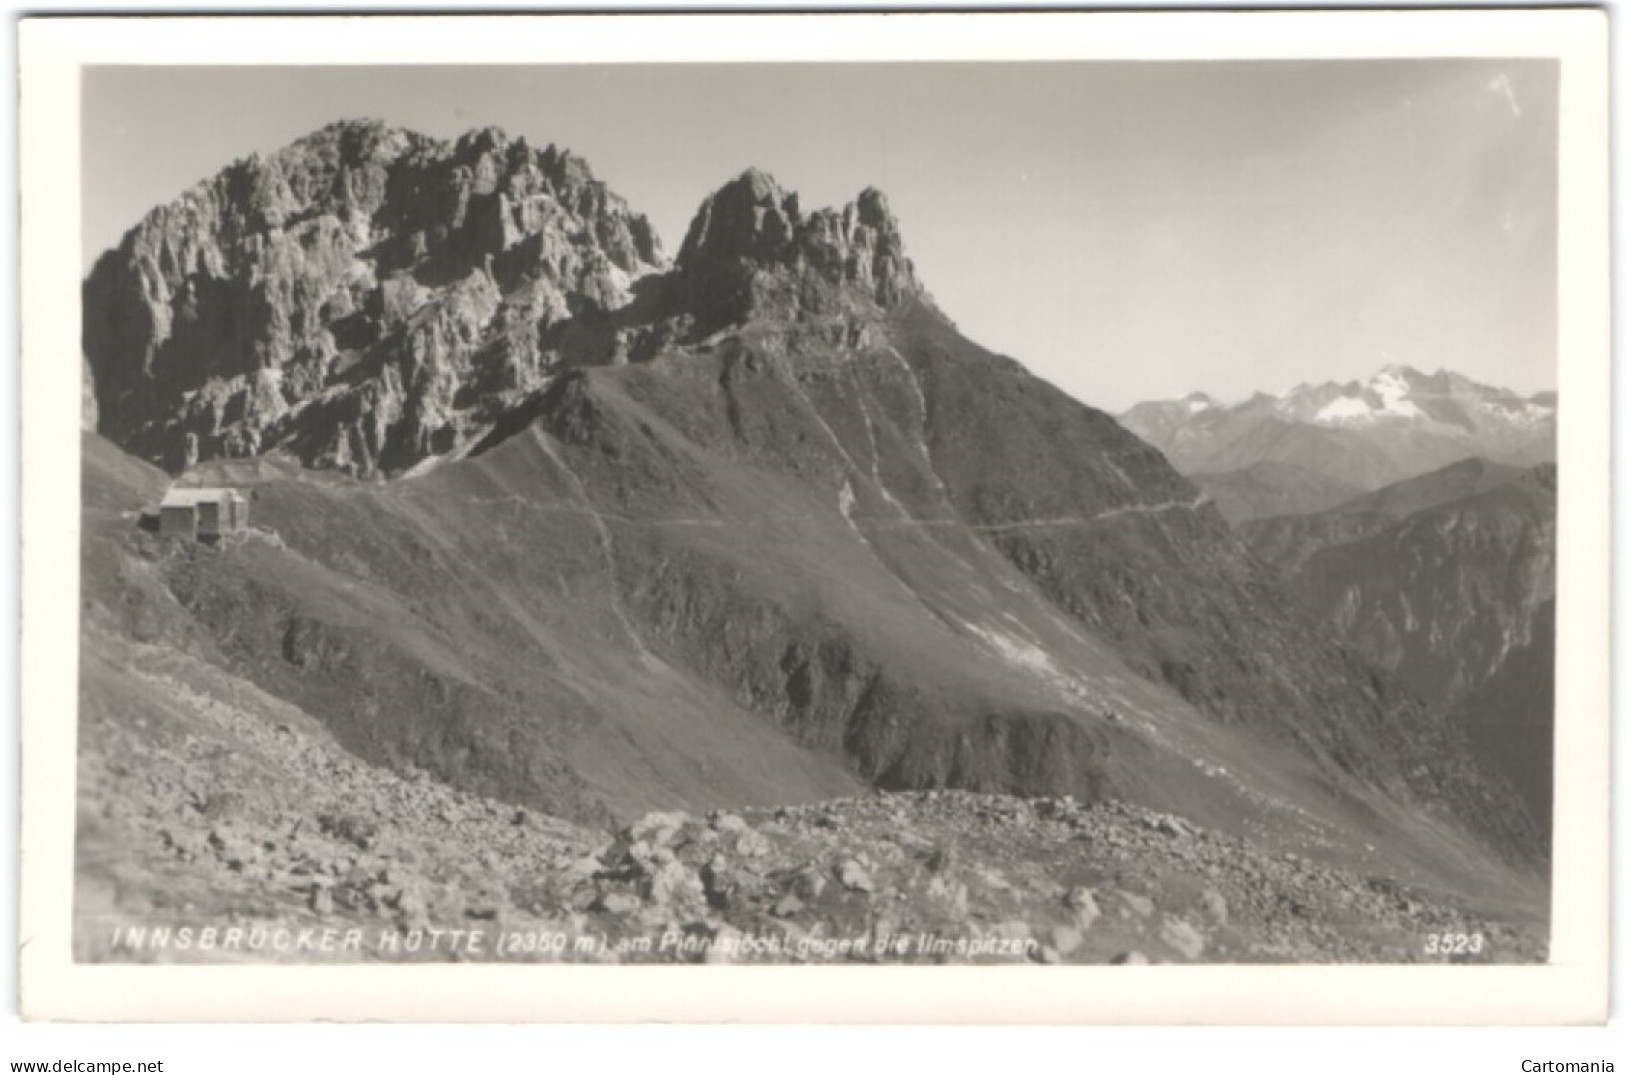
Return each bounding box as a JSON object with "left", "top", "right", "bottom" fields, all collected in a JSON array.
[
  {"left": 1374, "top": 362, "right": 1422, "bottom": 382},
  {"left": 674, "top": 169, "right": 923, "bottom": 329},
  {"left": 453, "top": 124, "right": 510, "bottom": 156},
  {"left": 854, "top": 185, "right": 888, "bottom": 218},
  {"left": 290, "top": 116, "right": 417, "bottom": 155},
  {"left": 83, "top": 120, "right": 667, "bottom": 477},
  {"left": 84, "top": 122, "right": 947, "bottom": 480},
  {"left": 675, "top": 168, "right": 802, "bottom": 272}
]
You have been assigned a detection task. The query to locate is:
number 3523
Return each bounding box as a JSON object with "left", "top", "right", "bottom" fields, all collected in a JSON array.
[{"left": 1424, "top": 932, "right": 1485, "bottom": 955}]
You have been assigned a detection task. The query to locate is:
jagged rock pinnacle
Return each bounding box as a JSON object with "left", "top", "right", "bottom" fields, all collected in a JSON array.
[
  {"left": 675, "top": 169, "right": 923, "bottom": 327},
  {"left": 676, "top": 168, "right": 801, "bottom": 272}
]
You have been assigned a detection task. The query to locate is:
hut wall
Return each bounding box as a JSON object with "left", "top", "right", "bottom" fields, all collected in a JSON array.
[{"left": 159, "top": 505, "right": 196, "bottom": 536}]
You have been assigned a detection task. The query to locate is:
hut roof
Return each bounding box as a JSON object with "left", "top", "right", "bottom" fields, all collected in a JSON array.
[{"left": 160, "top": 487, "right": 243, "bottom": 509}]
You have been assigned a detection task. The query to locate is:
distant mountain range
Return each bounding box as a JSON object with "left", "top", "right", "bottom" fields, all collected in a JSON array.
[{"left": 1120, "top": 367, "right": 1554, "bottom": 521}]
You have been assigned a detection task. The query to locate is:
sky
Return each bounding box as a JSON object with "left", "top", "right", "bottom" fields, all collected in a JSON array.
[{"left": 81, "top": 61, "right": 1557, "bottom": 412}]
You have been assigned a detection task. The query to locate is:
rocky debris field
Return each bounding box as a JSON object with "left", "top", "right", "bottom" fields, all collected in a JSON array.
[
  {"left": 550, "top": 793, "right": 1539, "bottom": 964},
  {"left": 76, "top": 635, "right": 1544, "bottom": 965}
]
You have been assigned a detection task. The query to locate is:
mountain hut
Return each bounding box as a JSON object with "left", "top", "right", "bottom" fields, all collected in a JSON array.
[{"left": 158, "top": 487, "right": 249, "bottom": 540}]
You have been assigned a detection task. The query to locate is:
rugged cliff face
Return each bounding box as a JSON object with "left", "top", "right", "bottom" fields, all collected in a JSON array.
[
  {"left": 84, "top": 120, "right": 664, "bottom": 477},
  {"left": 81, "top": 122, "right": 1545, "bottom": 924},
  {"left": 672, "top": 168, "right": 922, "bottom": 330},
  {"left": 81, "top": 123, "right": 938, "bottom": 483}
]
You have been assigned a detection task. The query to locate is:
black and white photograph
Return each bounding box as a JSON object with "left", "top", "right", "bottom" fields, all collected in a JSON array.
[{"left": 16, "top": 10, "right": 1611, "bottom": 1026}]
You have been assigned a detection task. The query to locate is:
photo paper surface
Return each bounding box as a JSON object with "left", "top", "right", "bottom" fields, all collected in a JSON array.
[{"left": 17, "top": 10, "right": 1611, "bottom": 1023}]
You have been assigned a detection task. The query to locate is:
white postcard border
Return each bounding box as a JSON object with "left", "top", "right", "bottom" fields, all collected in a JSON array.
[{"left": 17, "top": 10, "right": 1611, "bottom": 1024}]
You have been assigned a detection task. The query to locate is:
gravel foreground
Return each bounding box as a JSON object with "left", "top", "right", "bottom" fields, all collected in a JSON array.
[{"left": 75, "top": 636, "right": 1545, "bottom": 966}]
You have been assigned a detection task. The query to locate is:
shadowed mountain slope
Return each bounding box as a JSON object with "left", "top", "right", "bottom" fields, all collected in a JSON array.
[
  {"left": 1453, "top": 600, "right": 1554, "bottom": 841},
  {"left": 1244, "top": 463, "right": 1554, "bottom": 710},
  {"left": 1242, "top": 457, "right": 1530, "bottom": 576}
]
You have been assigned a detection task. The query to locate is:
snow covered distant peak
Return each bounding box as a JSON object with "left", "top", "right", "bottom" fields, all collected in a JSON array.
[
  {"left": 1125, "top": 366, "right": 1553, "bottom": 435},
  {"left": 1299, "top": 374, "right": 1425, "bottom": 427},
  {"left": 1118, "top": 364, "right": 1556, "bottom": 491},
  {"left": 1374, "top": 362, "right": 1423, "bottom": 381},
  {"left": 1369, "top": 367, "right": 1426, "bottom": 413},
  {"left": 1312, "top": 394, "right": 1379, "bottom": 424},
  {"left": 1267, "top": 366, "right": 1496, "bottom": 428}
]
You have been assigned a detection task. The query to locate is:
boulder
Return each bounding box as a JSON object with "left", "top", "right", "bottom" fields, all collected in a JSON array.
[
  {"left": 835, "top": 859, "right": 875, "bottom": 894},
  {"left": 1050, "top": 925, "right": 1085, "bottom": 957},
  {"left": 628, "top": 811, "right": 690, "bottom": 847},
  {"left": 1119, "top": 891, "right": 1155, "bottom": 918},
  {"left": 644, "top": 859, "right": 704, "bottom": 908},
  {"left": 734, "top": 829, "right": 772, "bottom": 859},
  {"left": 770, "top": 894, "right": 805, "bottom": 918},
  {"left": 1064, "top": 886, "right": 1102, "bottom": 930},
  {"left": 1159, "top": 917, "right": 1206, "bottom": 960}
]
